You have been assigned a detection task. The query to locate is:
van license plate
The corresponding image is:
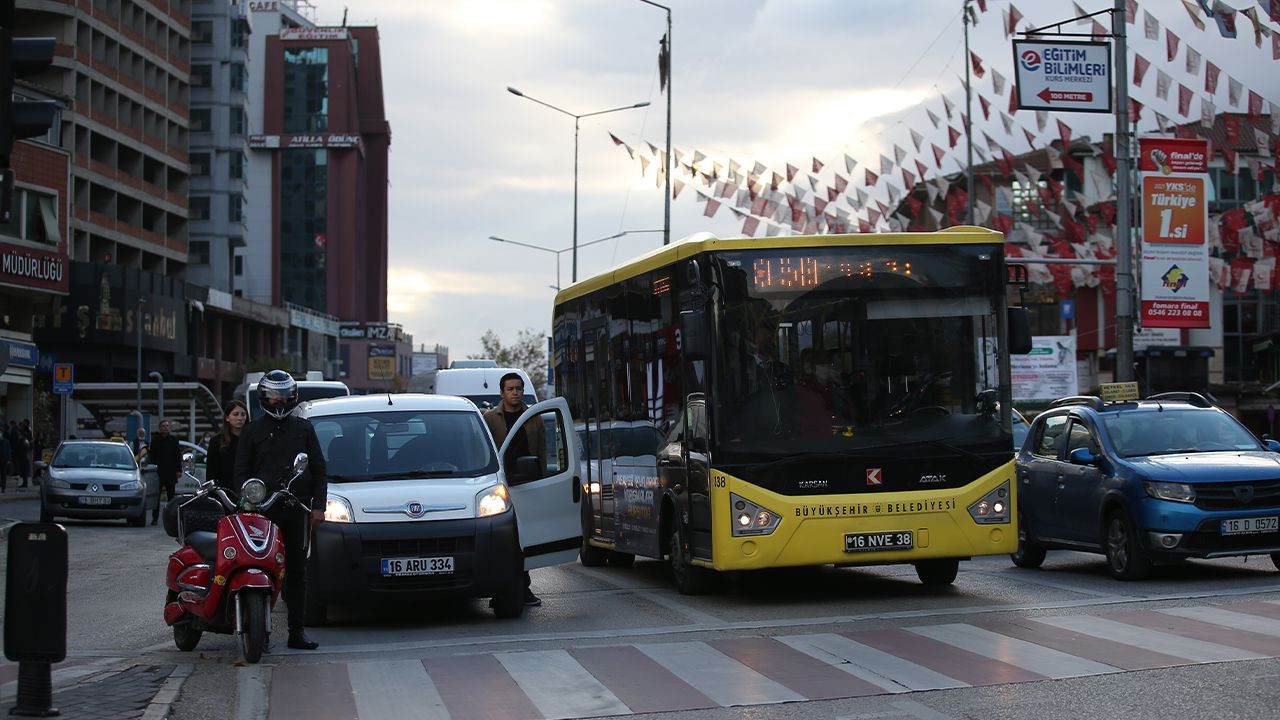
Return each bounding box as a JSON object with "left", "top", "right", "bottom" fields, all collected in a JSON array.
[
  {"left": 77, "top": 496, "right": 112, "bottom": 506},
  {"left": 844, "top": 531, "right": 913, "bottom": 553},
  {"left": 1220, "top": 516, "right": 1279, "bottom": 535},
  {"left": 381, "top": 556, "right": 454, "bottom": 576}
]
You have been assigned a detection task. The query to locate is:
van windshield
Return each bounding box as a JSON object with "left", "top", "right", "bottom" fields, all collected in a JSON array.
[{"left": 310, "top": 410, "right": 498, "bottom": 480}]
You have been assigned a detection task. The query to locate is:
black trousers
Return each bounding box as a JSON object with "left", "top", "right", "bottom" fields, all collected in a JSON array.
[
  {"left": 153, "top": 475, "right": 177, "bottom": 520},
  {"left": 268, "top": 507, "right": 309, "bottom": 631}
]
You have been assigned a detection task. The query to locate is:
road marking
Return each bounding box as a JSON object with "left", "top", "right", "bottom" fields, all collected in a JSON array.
[
  {"left": 849, "top": 628, "right": 1047, "bottom": 686},
  {"left": 235, "top": 665, "right": 270, "bottom": 720},
  {"left": 1158, "top": 606, "right": 1280, "bottom": 637},
  {"left": 348, "top": 660, "right": 449, "bottom": 720},
  {"left": 776, "top": 632, "right": 965, "bottom": 692},
  {"left": 496, "top": 649, "right": 630, "bottom": 719},
  {"left": 636, "top": 640, "right": 804, "bottom": 706},
  {"left": 908, "top": 623, "right": 1119, "bottom": 678},
  {"left": 1032, "top": 615, "right": 1267, "bottom": 663}
]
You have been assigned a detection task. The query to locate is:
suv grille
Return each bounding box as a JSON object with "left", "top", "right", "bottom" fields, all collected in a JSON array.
[
  {"left": 362, "top": 536, "right": 474, "bottom": 557},
  {"left": 1193, "top": 479, "right": 1280, "bottom": 510}
]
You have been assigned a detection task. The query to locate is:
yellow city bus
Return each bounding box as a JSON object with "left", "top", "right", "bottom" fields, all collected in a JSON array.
[{"left": 551, "top": 228, "right": 1031, "bottom": 593}]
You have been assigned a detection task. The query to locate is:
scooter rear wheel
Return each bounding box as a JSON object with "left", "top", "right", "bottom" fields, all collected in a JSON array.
[
  {"left": 240, "top": 591, "right": 269, "bottom": 664},
  {"left": 168, "top": 591, "right": 202, "bottom": 651}
]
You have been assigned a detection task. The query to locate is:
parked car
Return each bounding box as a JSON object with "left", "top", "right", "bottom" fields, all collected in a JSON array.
[
  {"left": 1013, "top": 392, "right": 1280, "bottom": 579},
  {"left": 41, "top": 440, "right": 159, "bottom": 526},
  {"left": 297, "top": 393, "right": 581, "bottom": 622}
]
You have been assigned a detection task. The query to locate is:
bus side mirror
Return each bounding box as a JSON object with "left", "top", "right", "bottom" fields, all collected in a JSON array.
[
  {"left": 1008, "top": 307, "right": 1032, "bottom": 355},
  {"left": 682, "top": 309, "right": 708, "bottom": 360}
]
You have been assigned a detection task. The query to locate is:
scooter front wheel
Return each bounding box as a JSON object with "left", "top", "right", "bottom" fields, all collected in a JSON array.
[{"left": 240, "top": 591, "right": 270, "bottom": 664}]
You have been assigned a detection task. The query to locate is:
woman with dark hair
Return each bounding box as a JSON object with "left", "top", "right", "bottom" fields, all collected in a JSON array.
[{"left": 206, "top": 399, "right": 248, "bottom": 493}]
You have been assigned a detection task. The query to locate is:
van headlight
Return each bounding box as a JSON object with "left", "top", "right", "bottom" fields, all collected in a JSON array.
[
  {"left": 1143, "top": 481, "right": 1196, "bottom": 503},
  {"left": 729, "top": 493, "right": 781, "bottom": 536},
  {"left": 324, "top": 494, "right": 354, "bottom": 523},
  {"left": 967, "top": 481, "right": 1011, "bottom": 524},
  {"left": 476, "top": 484, "right": 510, "bottom": 518}
]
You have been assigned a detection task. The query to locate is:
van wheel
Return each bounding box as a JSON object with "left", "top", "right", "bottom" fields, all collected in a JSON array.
[
  {"left": 1105, "top": 510, "right": 1152, "bottom": 581},
  {"left": 669, "top": 528, "right": 713, "bottom": 595},
  {"left": 1011, "top": 513, "right": 1046, "bottom": 569},
  {"left": 579, "top": 539, "right": 610, "bottom": 567},
  {"left": 914, "top": 558, "right": 959, "bottom": 586}
]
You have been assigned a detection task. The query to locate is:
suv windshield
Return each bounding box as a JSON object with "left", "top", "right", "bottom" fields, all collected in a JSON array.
[
  {"left": 310, "top": 410, "right": 497, "bottom": 480},
  {"left": 52, "top": 444, "right": 137, "bottom": 470},
  {"left": 1103, "top": 408, "right": 1263, "bottom": 457}
]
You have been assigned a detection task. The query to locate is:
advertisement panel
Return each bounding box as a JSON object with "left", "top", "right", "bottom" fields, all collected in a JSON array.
[
  {"left": 1138, "top": 137, "right": 1211, "bottom": 329},
  {"left": 1013, "top": 40, "right": 1112, "bottom": 113},
  {"left": 367, "top": 344, "right": 395, "bottom": 380},
  {"left": 1009, "top": 335, "right": 1078, "bottom": 403}
]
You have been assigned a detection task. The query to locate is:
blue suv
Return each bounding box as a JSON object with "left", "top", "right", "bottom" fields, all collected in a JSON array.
[{"left": 1013, "top": 392, "right": 1280, "bottom": 580}]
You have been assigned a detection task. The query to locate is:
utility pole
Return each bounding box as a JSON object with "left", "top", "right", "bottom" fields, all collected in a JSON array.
[
  {"left": 1113, "top": 0, "right": 1134, "bottom": 382},
  {"left": 963, "top": 0, "right": 975, "bottom": 225}
]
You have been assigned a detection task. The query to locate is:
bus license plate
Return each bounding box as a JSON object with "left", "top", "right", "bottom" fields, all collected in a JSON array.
[
  {"left": 844, "top": 531, "right": 913, "bottom": 553},
  {"left": 381, "top": 556, "right": 454, "bottom": 576},
  {"left": 1220, "top": 516, "right": 1279, "bottom": 535},
  {"left": 77, "top": 496, "right": 112, "bottom": 506}
]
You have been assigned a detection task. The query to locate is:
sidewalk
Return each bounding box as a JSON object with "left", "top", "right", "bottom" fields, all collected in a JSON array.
[
  {"left": 0, "top": 479, "right": 39, "bottom": 504},
  {"left": 1, "top": 662, "right": 188, "bottom": 720}
]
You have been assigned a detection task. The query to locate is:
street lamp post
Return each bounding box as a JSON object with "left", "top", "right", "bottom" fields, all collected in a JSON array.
[
  {"left": 507, "top": 87, "right": 649, "bottom": 282},
  {"left": 488, "top": 230, "right": 662, "bottom": 290},
  {"left": 638, "top": 0, "right": 672, "bottom": 246},
  {"left": 135, "top": 297, "right": 144, "bottom": 417}
]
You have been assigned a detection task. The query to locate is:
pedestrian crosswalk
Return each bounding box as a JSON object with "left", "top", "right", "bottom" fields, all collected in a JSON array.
[{"left": 262, "top": 599, "right": 1280, "bottom": 720}]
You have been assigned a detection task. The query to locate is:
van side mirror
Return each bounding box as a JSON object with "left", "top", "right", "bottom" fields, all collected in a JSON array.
[{"left": 1007, "top": 307, "right": 1032, "bottom": 355}]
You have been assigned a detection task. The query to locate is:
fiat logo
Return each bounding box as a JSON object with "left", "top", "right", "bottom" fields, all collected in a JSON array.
[{"left": 406, "top": 502, "right": 425, "bottom": 518}]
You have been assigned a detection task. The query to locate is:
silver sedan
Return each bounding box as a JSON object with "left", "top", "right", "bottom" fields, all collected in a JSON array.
[{"left": 41, "top": 440, "right": 158, "bottom": 526}]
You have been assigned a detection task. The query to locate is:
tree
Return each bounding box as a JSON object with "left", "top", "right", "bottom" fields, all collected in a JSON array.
[{"left": 472, "top": 328, "right": 548, "bottom": 398}]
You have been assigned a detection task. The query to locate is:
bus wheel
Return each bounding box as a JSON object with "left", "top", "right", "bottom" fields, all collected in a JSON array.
[
  {"left": 669, "top": 529, "right": 713, "bottom": 595},
  {"left": 915, "top": 558, "right": 959, "bottom": 586},
  {"left": 608, "top": 551, "right": 635, "bottom": 568},
  {"left": 580, "top": 539, "right": 610, "bottom": 567}
]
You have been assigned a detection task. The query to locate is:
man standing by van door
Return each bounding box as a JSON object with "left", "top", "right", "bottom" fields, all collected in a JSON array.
[{"left": 483, "top": 372, "right": 545, "bottom": 606}]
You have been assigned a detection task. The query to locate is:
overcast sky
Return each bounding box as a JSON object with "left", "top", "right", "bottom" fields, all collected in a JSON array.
[{"left": 309, "top": 0, "right": 1272, "bottom": 359}]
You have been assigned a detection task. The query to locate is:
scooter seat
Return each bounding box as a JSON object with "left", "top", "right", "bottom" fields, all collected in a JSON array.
[{"left": 187, "top": 531, "right": 219, "bottom": 561}]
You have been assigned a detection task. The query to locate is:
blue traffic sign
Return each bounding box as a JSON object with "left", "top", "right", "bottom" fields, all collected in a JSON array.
[{"left": 52, "top": 363, "right": 74, "bottom": 394}]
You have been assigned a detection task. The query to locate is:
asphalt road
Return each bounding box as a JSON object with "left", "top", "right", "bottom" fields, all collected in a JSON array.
[{"left": 2, "top": 495, "right": 1279, "bottom": 719}]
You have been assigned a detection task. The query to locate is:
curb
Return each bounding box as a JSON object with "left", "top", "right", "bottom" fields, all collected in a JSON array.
[
  {"left": 141, "top": 664, "right": 193, "bottom": 720},
  {"left": 0, "top": 519, "right": 17, "bottom": 540}
]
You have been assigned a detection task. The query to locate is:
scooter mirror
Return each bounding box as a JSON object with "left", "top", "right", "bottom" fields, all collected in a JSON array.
[
  {"left": 292, "top": 452, "right": 309, "bottom": 476},
  {"left": 182, "top": 452, "right": 195, "bottom": 472}
]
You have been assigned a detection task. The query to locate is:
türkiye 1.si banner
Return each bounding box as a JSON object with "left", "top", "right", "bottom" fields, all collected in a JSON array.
[{"left": 1138, "top": 137, "right": 1211, "bottom": 329}]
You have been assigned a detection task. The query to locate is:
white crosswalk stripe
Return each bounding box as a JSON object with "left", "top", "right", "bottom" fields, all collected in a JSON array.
[
  {"left": 635, "top": 640, "right": 805, "bottom": 706},
  {"left": 348, "top": 660, "right": 449, "bottom": 720},
  {"left": 496, "top": 649, "right": 631, "bottom": 720},
  {"left": 1157, "top": 606, "right": 1280, "bottom": 638},
  {"left": 1032, "top": 615, "right": 1267, "bottom": 663},
  {"left": 907, "top": 623, "right": 1121, "bottom": 678},
  {"left": 776, "top": 632, "right": 966, "bottom": 692}
]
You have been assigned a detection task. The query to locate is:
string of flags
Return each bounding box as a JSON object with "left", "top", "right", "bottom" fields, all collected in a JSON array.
[{"left": 602, "top": 0, "right": 1279, "bottom": 293}]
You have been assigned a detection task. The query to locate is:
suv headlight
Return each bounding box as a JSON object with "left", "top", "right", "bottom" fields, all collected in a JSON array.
[
  {"left": 1143, "top": 481, "right": 1196, "bottom": 503},
  {"left": 476, "top": 484, "right": 510, "bottom": 518},
  {"left": 967, "top": 481, "right": 1011, "bottom": 524},
  {"left": 324, "top": 494, "right": 355, "bottom": 523},
  {"left": 729, "top": 493, "right": 781, "bottom": 536}
]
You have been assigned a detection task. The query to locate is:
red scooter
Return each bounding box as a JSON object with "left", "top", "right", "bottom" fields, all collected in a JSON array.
[{"left": 162, "top": 452, "right": 309, "bottom": 663}]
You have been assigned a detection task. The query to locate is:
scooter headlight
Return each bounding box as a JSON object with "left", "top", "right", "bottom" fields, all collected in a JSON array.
[{"left": 241, "top": 479, "right": 268, "bottom": 506}]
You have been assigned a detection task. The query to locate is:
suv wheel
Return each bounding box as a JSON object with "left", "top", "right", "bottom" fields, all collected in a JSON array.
[
  {"left": 1271, "top": 553, "right": 1280, "bottom": 572},
  {"left": 1105, "top": 510, "right": 1152, "bottom": 580},
  {"left": 1010, "top": 512, "right": 1046, "bottom": 569}
]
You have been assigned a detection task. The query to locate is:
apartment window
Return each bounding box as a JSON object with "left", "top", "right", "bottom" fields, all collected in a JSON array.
[
  {"left": 228, "top": 193, "right": 243, "bottom": 223},
  {"left": 190, "top": 240, "right": 210, "bottom": 265},
  {"left": 231, "top": 19, "right": 248, "bottom": 49},
  {"left": 190, "top": 195, "right": 210, "bottom": 220},
  {"left": 189, "top": 152, "right": 210, "bottom": 176},
  {"left": 229, "top": 62, "right": 246, "bottom": 92},
  {"left": 229, "top": 152, "right": 245, "bottom": 179},
  {"left": 190, "top": 64, "right": 212, "bottom": 88},
  {"left": 190, "top": 20, "right": 212, "bottom": 44},
  {"left": 229, "top": 107, "right": 245, "bottom": 135},
  {"left": 191, "top": 107, "right": 212, "bottom": 131},
  {"left": 234, "top": 254, "right": 243, "bottom": 276},
  {"left": 1, "top": 188, "right": 61, "bottom": 245},
  {"left": 283, "top": 47, "right": 329, "bottom": 133}
]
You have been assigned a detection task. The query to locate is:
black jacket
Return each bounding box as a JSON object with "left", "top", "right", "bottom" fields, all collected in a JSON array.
[
  {"left": 233, "top": 415, "right": 327, "bottom": 507},
  {"left": 206, "top": 432, "right": 239, "bottom": 493},
  {"left": 149, "top": 434, "right": 181, "bottom": 481}
]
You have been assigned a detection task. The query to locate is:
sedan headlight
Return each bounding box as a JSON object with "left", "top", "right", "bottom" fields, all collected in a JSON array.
[
  {"left": 118, "top": 479, "right": 142, "bottom": 491},
  {"left": 1143, "top": 481, "right": 1196, "bottom": 503},
  {"left": 967, "top": 481, "right": 1011, "bottom": 524},
  {"left": 476, "top": 484, "right": 510, "bottom": 518},
  {"left": 324, "top": 494, "right": 355, "bottom": 523},
  {"left": 49, "top": 478, "right": 71, "bottom": 489},
  {"left": 729, "top": 493, "right": 781, "bottom": 536}
]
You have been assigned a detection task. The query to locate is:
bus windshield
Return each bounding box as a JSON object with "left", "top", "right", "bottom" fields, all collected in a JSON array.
[{"left": 712, "top": 245, "right": 1010, "bottom": 465}]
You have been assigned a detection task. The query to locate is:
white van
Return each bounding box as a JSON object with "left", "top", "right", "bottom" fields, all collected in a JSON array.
[
  {"left": 433, "top": 367, "right": 537, "bottom": 411},
  {"left": 237, "top": 371, "right": 352, "bottom": 420}
]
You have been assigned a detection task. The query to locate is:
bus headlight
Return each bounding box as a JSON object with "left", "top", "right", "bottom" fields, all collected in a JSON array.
[
  {"left": 325, "top": 494, "right": 354, "bottom": 523},
  {"left": 967, "top": 481, "right": 1011, "bottom": 524},
  {"left": 730, "top": 493, "right": 781, "bottom": 536},
  {"left": 477, "top": 484, "right": 510, "bottom": 518}
]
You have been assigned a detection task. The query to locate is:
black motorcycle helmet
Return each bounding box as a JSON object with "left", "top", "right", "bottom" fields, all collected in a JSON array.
[{"left": 257, "top": 369, "right": 298, "bottom": 419}]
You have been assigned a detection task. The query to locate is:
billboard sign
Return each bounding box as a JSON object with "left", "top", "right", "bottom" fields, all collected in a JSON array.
[
  {"left": 1013, "top": 40, "right": 1112, "bottom": 113},
  {"left": 1138, "top": 137, "right": 1211, "bottom": 329}
]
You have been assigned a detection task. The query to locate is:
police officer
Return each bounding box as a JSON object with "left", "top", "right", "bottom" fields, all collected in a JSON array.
[{"left": 233, "top": 370, "right": 327, "bottom": 650}]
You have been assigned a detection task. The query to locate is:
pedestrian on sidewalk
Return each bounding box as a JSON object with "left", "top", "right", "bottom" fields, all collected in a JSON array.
[
  {"left": 149, "top": 420, "right": 181, "bottom": 525},
  {"left": 0, "top": 428, "right": 9, "bottom": 494},
  {"left": 206, "top": 400, "right": 247, "bottom": 493},
  {"left": 131, "top": 426, "right": 148, "bottom": 460},
  {"left": 9, "top": 421, "right": 30, "bottom": 489}
]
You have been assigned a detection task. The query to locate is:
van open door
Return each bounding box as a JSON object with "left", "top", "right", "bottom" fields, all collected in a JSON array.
[{"left": 498, "top": 397, "right": 582, "bottom": 569}]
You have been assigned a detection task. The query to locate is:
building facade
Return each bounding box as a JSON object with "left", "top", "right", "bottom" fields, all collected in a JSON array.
[{"left": 337, "top": 321, "right": 413, "bottom": 394}]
